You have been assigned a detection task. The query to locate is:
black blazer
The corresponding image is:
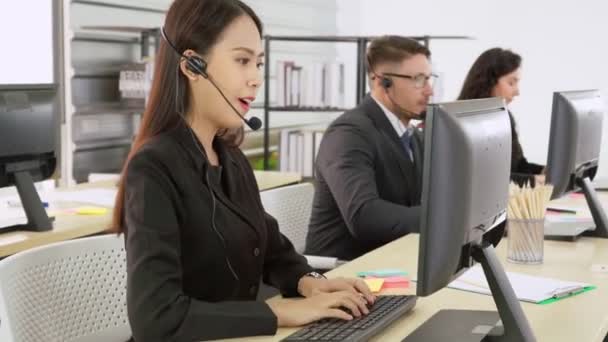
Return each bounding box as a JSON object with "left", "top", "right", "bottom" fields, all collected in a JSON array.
[
  {"left": 123, "top": 122, "right": 312, "bottom": 341},
  {"left": 305, "top": 96, "right": 423, "bottom": 261},
  {"left": 508, "top": 112, "right": 544, "bottom": 187}
]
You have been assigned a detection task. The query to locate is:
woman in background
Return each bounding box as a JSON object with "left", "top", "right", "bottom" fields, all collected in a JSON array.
[{"left": 458, "top": 48, "right": 545, "bottom": 185}]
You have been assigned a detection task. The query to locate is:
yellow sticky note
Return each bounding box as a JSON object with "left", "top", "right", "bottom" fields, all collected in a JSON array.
[
  {"left": 76, "top": 206, "right": 108, "bottom": 215},
  {"left": 363, "top": 278, "right": 385, "bottom": 293}
]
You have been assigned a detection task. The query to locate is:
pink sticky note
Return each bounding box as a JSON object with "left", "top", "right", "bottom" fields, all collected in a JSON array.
[
  {"left": 368, "top": 276, "right": 410, "bottom": 289},
  {"left": 568, "top": 193, "right": 585, "bottom": 200},
  {"left": 382, "top": 282, "right": 409, "bottom": 289}
]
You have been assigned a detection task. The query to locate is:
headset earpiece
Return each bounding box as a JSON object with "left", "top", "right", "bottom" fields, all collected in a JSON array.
[
  {"left": 381, "top": 77, "right": 393, "bottom": 89},
  {"left": 185, "top": 55, "right": 208, "bottom": 78}
]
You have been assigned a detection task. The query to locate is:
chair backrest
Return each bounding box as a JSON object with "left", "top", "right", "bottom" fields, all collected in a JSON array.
[
  {"left": 260, "top": 183, "right": 315, "bottom": 254},
  {"left": 0, "top": 234, "right": 130, "bottom": 342}
]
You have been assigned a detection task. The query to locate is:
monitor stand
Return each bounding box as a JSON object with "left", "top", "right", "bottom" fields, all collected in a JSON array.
[
  {"left": 577, "top": 177, "right": 608, "bottom": 238},
  {"left": 403, "top": 243, "right": 535, "bottom": 342},
  {"left": 11, "top": 170, "right": 53, "bottom": 232}
]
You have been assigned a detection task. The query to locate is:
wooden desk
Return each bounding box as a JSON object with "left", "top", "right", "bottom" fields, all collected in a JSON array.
[
  {"left": 79, "top": 171, "right": 302, "bottom": 192},
  {"left": 253, "top": 171, "right": 302, "bottom": 191},
  {"left": 0, "top": 171, "right": 302, "bottom": 258},
  {"left": 235, "top": 234, "right": 608, "bottom": 342}
]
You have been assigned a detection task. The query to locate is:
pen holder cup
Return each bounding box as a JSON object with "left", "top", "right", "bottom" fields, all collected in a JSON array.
[{"left": 507, "top": 218, "right": 544, "bottom": 265}]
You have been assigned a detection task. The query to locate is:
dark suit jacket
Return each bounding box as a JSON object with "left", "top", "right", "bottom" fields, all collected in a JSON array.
[
  {"left": 123, "top": 122, "right": 312, "bottom": 341},
  {"left": 508, "top": 112, "right": 544, "bottom": 187},
  {"left": 305, "top": 96, "right": 423, "bottom": 261}
]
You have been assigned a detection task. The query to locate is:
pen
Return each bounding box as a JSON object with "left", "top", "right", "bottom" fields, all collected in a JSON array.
[
  {"left": 7, "top": 200, "right": 49, "bottom": 208},
  {"left": 547, "top": 207, "right": 577, "bottom": 214},
  {"left": 549, "top": 285, "right": 583, "bottom": 299}
]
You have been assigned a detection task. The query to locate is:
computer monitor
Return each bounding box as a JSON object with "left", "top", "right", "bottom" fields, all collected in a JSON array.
[
  {"left": 545, "top": 90, "right": 607, "bottom": 237},
  {"left": 407, "top": 98, "right": 535, "bottom": 341},
  {"left": 0, "top": 86, "right": 57, "bottom": 231}
]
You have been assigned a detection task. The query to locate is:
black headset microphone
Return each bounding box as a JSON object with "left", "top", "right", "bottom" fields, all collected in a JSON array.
[{"left": 161, "top": 27, "right": 262, "bottom": 131}]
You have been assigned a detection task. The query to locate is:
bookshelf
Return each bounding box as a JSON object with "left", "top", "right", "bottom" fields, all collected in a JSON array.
[
  {"left": 261, "top": 35, "right": 472, "bottom": 170},
  {"left": 67, "top": 25, "right": 161, "bottom": 184}
]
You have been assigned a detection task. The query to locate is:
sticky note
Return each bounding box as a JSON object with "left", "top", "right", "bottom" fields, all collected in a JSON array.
[
  {"left": 357, "top": 269, "right": 408, "bottom": 278},
  {"left": 368, "top": 276, "right": 410, "bottom": 289},
  {"left": 363, "top": 278, "right": 385, "bottom": 293},
  {"left": 75, "top": 206, "right": 108, "bottom": 215},
  {"left": 568, "top": 193, "right": 585, "bottom": 200}
]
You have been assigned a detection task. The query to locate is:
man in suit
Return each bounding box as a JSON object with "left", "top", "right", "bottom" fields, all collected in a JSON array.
[{"left": 305, "top": 36, "right": 436, "bottom": 261}]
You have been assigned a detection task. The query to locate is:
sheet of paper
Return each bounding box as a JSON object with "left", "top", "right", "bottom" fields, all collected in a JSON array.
[
  {"left": 0, "top": 204, "right": 27, "bottom": 229},
  {"left": 43, "top": 188, "right": 118, "bottom": 207},
  {"left": 449, "top": 264, "right": 591, "bottom": 303}
]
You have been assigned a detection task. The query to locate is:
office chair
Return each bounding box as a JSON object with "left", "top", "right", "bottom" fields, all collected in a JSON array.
[
  {"left": 0, "top": 234, "right": 131, "bottom": 342},
  {"left": 260, "top": 183, "right": 343, "bottom": 270}
]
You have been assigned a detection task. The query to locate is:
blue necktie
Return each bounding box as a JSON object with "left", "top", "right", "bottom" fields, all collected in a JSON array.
[{"left": 400, "top": 129, "right": 413, "bottom": 161}]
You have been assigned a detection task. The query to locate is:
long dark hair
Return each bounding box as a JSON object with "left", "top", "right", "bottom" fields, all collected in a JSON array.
[
  {"left": 457, "top": 48, "right": 524, "bottom": 166},
  {"left": 457, "top": 48, "right": 521, "bottom": 100},
  {"left": 112, "top": 0, "right": 263, "bottom": 233}
]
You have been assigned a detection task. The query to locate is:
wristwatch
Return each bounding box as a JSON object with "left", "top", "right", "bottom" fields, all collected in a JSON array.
[{"left": 303, "top": 271, "right": 326, "bottom": 279}]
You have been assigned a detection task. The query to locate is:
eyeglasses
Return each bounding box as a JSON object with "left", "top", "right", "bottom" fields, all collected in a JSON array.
[{"left": 383, "top": 72, "right": 438, "bottom": 89}]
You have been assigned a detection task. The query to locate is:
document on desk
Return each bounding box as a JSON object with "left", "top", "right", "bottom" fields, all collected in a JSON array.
[
  {"left": 545, "top": 196, "right": 595, "bottom": 233},
  {"left": 545, "top": 213, "right": 594, "bottom": 225},
  {"left": 449, "top": 264, "right": 594, "bottom": 304},
  {"left": 3, "top": 188, "right": 118, "bottom": 210},
  {"left": 0, "top": 203, "right": 27, "bottom": 229},
  {"left": 43, "top": 188, "right": 118, "bottom": 207}
]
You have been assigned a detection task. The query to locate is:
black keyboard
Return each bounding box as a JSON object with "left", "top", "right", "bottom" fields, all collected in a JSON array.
[{"left": 282, "top": 295, "right": 417, "bottom": 342}]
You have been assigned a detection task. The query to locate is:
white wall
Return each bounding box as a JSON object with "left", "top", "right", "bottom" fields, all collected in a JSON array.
[
  {"left": 0, "top": 1, "right": 54, "bottom": 84},
  {"left": 337, "top": 0, "right": 608, "bottom": 180}
]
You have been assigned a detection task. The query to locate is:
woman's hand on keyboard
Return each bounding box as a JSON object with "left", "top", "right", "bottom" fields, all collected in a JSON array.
[
  {"left": 298, "top": 276, "right": 376, "bottom": 305},
  {"left": 267, "top": 290, "right": 370, "bottom": 327}
]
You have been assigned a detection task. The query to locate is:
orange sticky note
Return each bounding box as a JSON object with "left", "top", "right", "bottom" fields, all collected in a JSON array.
[{"left": 363, "top": 278, "right": 385, "bottom": 293}]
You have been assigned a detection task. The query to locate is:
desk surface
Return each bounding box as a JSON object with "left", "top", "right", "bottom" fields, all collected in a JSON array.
[
  {"left": 227, "top": 190, "right": 608, "bottom": 342},
  {"left": 0, "top": 171, "right": 302, "bottom": 258},
  {"left": 236, "top": 235, "right": 608, "bottom": 342},
  {"left": 253, "top": 171, "right": 302, "bottom": 191}
]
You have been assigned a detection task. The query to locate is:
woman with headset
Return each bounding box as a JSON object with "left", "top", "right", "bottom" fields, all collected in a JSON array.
[
  {"left": 458, "top": 48, "right": 545, "bottom": 186},
  {"left": 112, "top": 0, "right": 373, "bottom": 341}
]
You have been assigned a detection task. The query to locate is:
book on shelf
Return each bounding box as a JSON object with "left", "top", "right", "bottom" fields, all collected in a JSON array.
[
  {"left": 275, "top": 60, "right": 345, "bottom": 109},
  {"left": 118, "top": 59, "right": 155, "bottom": 107},
  {"left": 279, "top": 127, "right": 326, "bottom": 177}
]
